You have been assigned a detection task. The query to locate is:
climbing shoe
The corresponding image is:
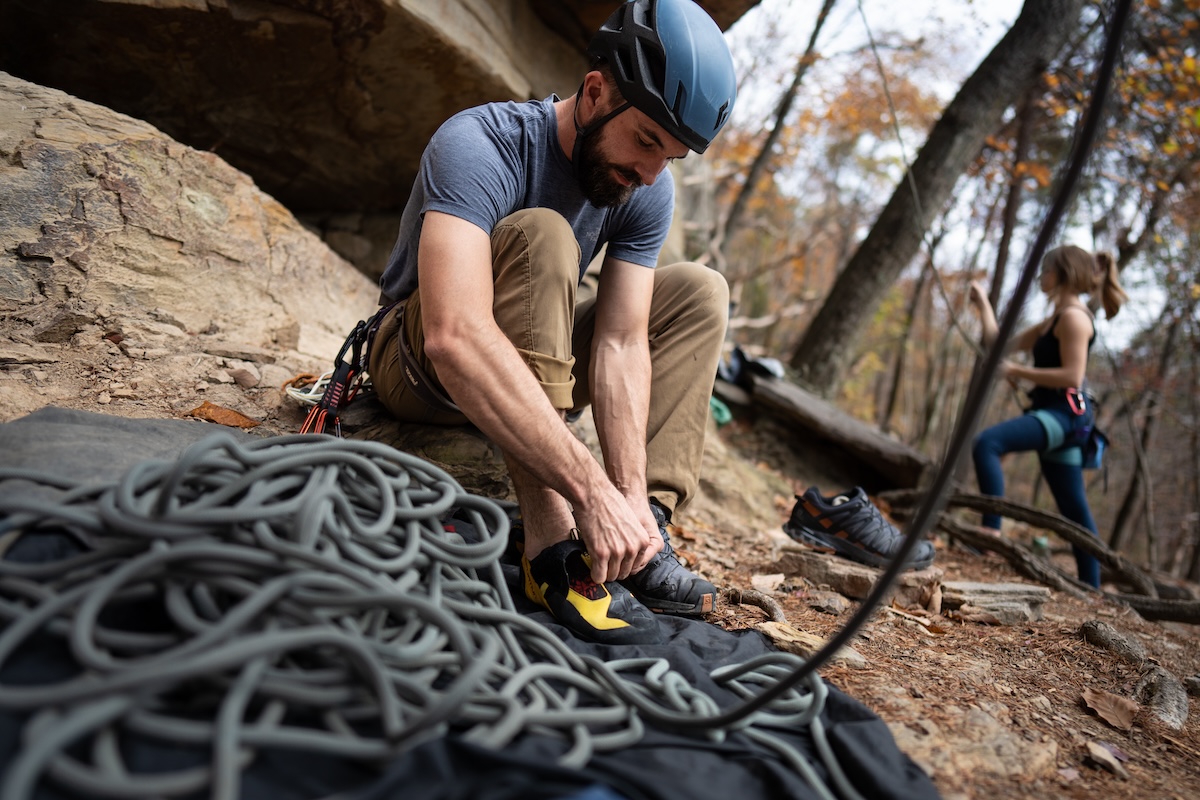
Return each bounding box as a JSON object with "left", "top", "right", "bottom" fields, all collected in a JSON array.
[
  {"left": 522, "top": 539, "right": 663, "bottom": 646},
  {"left": 783, "top": 486, "right": 935, "bottom": 571},
  {"left": 620, "top": 502, "right": 717, "bottom": 616}
]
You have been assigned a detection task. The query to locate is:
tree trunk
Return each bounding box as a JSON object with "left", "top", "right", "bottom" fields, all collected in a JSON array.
[
  {"left": 878, "top": 252, "right": 932, "bottom": 434},
  {"left": 989, "top": 87, "right": 1038, "bottom": 310},
  {"left": 749, "top": 374, "right": 931, "bottom": 490},
  {"left": 787, "top": 0, "right": 1086, "bottom": 395},
  {"left": 1109, "top": 309, "right": 1179, "bottom": 553},
  {"left": 1187, "top": 314, "right": 1200, "bottom": 582}
]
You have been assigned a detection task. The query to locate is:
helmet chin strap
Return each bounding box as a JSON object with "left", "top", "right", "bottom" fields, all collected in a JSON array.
[{"left": 571, "top": 80, "right": 630, "bottom": 179}]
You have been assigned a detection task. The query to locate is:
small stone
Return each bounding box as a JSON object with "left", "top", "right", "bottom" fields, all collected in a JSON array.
[{"left": 227, "top": 366, "right": 260, "bottom": 388}]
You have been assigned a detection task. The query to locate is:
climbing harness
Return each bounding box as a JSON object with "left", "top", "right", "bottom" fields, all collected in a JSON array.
[
  {"left": 298, "top": 312, "right": 376, "bottom": 436},
  {"left": 0, "top": 435, "right": 863, "bottom": 800},
  {"left": 298, "top": 301, "right": 459, "bottom": 435},
  {"left": 390, "top": 304, "right": 461, "bottom": 415}
]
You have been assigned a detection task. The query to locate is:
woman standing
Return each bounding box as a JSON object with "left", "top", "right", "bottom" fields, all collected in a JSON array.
[{"left": 968, "top": 245, "right": 1127, "bottom": 587}]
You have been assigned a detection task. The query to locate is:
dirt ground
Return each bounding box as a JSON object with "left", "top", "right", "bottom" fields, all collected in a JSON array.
[
  {"left": 3, "top": 344, "right": 1199, "bottom": 800},
  {"left": 685, "top": 413, "right": 1200, "bottom": 800}
]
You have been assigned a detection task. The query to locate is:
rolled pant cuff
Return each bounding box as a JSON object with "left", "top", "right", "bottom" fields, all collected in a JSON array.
[{"left": 517, "top": 348, "right": 575, "bottom": 409}]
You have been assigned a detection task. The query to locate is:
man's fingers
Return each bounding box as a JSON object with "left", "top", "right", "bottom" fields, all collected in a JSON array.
[{"left": 591, "top": 554, "right": 634, "bottom": 584}]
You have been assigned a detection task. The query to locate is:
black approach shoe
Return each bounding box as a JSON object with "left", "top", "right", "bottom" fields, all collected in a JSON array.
[
  {"left": 522, "top": 539, "right": 663, "bottom": 646},
  {"left": 621, "top": 503, "right": 717, "bottom": 616},
  {"left": 783, "top": 486, "right": 935, "bottom": 570}
]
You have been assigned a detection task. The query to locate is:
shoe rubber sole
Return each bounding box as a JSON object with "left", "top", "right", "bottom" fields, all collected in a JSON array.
[
  {"left": 784, "top": 521, "right": 934, "bottom": 571},
  {"left": 627, "top": 589, "right": 716, "bottom": 617}
]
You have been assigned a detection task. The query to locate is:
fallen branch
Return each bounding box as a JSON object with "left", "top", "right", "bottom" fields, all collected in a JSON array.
[
  {"left": 1107, "top": 594, "right": 1200, "bottom": 624},
  {"left": 934, "top": 516, "right": 1090, "bottom": 599},
  {"left": 722, "top": 587, "right": 787, "bottom": 622},
  {"left": 881, "top": 489, "right": 1158, "bottom": 597}
]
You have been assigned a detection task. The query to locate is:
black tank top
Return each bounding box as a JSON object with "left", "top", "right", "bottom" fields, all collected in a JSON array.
[{"left": 1027, "top": 311, "right": 1095, "bottom": 408}]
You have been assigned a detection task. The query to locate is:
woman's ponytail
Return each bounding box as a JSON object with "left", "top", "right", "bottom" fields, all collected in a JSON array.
[{"left": 1094, "top": 251, "right": 1128, "bottom": 319}]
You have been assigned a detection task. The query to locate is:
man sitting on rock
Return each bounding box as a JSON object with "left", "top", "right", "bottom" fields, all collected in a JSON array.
[{"left": 367, "top": 0, "right": 738, "bottom": 645}]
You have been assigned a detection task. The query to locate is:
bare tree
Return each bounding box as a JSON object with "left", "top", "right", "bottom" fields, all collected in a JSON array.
[
  {"left": 708, "top": 0, "right": 839, "bottom": 275},
  {"left": 1108, "top": 308, "right": 1179, "bottom": 554},
  {"left": 787, "top": 0, "right": 1087, "bottom": 396},
  {"left": 878, "top": 247, "right": 933, "bottom": 434}
]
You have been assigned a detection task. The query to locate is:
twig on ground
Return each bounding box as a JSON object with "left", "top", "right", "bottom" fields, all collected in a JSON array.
[{"left": 722, "top": 587, "right": 787, "bottom": 622}]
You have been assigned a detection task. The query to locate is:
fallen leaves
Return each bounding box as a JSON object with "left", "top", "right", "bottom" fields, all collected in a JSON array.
[
  {"left": 185, "top": 401, "right": 260, "bottom": 429},
  {"left": 1081, "top": 687, "right": 1140, "bottom": 731}
]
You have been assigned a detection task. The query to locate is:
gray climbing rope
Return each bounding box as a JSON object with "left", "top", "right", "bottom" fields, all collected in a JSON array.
[{"left": 0, "top": 433, "right": 861, "bottom": 800}]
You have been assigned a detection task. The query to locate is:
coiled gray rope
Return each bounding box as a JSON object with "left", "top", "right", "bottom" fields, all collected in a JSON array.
[{"left": 0, "top": 433, "right": 861, "bottom": 800}]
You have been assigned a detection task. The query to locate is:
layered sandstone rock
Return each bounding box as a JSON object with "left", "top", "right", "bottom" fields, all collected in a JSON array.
[{"left": 0, "top": 71, "right": 377, "bottom": 425}]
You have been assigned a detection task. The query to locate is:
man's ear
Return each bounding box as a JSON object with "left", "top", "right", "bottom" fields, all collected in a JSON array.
[{"left": 581, "top": 70, "right": 610, "bottom": 113}]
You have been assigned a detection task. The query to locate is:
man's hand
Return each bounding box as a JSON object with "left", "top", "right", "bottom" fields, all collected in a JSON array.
[
  {"left": 631, "top": 500, "right": 665, "bottom": 572},
  {"left": 573, "top": 493, "right": 662, "bottom": 583}
]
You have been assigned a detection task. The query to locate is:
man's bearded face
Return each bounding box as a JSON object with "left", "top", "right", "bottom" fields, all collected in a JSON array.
[{"left": 577, "top": 121, "right": 642, "bottom": 208}]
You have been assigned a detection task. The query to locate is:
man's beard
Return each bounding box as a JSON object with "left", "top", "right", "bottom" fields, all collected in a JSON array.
[{"left": 577, "top": 129, "right": 640, "bottom": 207}]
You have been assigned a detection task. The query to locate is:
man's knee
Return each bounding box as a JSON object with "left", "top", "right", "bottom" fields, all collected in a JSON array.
[
  {"left": 657, "top": 261, "right": 729, "bottom": 317},
  {"left": 494, "top": 208, "right": 581, "bottom": 284}
]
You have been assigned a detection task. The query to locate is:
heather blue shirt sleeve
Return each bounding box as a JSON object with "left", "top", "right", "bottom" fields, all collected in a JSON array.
[{"left": 419, "top": 112, "right": 526, "bottom": 236}]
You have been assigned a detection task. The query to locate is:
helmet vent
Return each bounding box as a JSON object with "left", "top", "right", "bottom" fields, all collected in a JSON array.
[
  {"left": 714, "top": 101, "right": 730, "bottom": 131},
  {"left": 670, "top": 82, "right": 686, "bottom": 121}
]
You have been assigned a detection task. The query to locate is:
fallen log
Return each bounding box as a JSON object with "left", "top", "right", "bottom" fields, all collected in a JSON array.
[
  {"left": 1109, "top": 594, "right": 1200, "bottom": 624},
  {"left": 748, "top": 375, "right": 931, "bottom": 490}
]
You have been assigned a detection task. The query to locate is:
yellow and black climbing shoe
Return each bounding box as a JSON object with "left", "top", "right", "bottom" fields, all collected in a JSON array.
[
  {"left": 783, "top": 486, "right": 935, "bottom": 571},
  {"left": 523, "top": 539, "right": 663, "bottom": 646}
]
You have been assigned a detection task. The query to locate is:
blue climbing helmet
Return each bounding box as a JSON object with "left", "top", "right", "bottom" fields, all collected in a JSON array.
[{"left": 586, "top": 0, "right": 737, "bottom": 153}]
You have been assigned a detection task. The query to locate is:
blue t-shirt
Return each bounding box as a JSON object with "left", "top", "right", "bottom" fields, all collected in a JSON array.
[{"left": 378, "top": 97, "right": 675, "bottom": 303}]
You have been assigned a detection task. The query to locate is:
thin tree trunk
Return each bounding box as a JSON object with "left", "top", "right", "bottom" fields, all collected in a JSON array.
[
  {"left": 1187, "top": 314, "right": 1200, "bottom": 582},
  {"left": 788, "top": 0, "right": 1086, "bottom": 395},
  {"left": 913, "top": 198, "right": 1001, "bottom": 449},
  {"left": 1109, "top": 311, "right": 1179, "bottom": 553},
  {"left": 879, "top": 253, "right": 934, "bottom": 434},
  {"left": 989, "top": 86, "right": 1038, "bottom": 310},
  {"left": 707, "top": 0, "right": 837, "bottom": 273}
]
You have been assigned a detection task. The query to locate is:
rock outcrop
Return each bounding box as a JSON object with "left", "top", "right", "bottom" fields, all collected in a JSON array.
[
  {"left": 0, "top": 0, "right": 586, "bottom": 217},
  {"left": 0, "top": 1, "right": 756, "bottom": 275},
  {"left": 1, "top": 71, "right": 378, "bottom": 426}
]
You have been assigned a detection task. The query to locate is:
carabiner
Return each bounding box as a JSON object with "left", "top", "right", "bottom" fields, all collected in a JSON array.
[{"left": 1066, "top": 388, "right": 1086, "bottom": 416}]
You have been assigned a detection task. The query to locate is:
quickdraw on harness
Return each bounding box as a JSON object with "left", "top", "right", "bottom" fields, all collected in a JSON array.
[{"left": 300, "top": 302, "right": 396, "bottom": 436}]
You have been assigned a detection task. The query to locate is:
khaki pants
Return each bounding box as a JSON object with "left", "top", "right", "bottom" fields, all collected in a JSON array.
[{"left": 369, "top": 208, "right": 728, "bottom": 513}]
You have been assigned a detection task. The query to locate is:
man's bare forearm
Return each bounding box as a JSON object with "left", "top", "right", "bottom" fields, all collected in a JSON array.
[{"left": 590, "top": 337, "right": 652, "bottom": 508}]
